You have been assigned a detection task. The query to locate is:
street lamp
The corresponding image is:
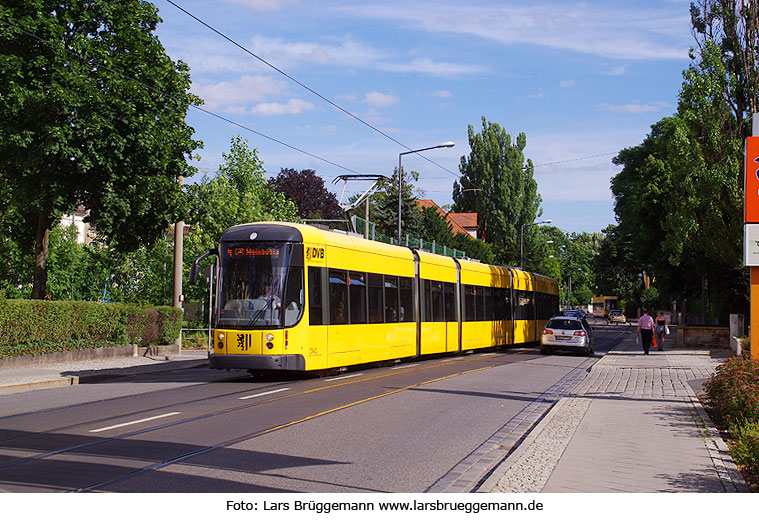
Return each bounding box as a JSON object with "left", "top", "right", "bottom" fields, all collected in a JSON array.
[
  {"left": 398, "top": 141, "right": 455, "bottom": 243},
  {"left": 520, "top": 219, "right": 552, "bottom": 269}
]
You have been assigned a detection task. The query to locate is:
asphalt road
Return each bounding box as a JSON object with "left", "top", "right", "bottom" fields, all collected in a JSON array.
[{"left": 0, "top": 321, "right": 628, "bottom": 493}]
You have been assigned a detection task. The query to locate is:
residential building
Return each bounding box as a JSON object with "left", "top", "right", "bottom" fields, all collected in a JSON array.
[{"left": 417, "top": 199, "right": 479, "bottom": 239}]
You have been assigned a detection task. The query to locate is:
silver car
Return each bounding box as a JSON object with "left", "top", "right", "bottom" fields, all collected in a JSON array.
[{"left": 540, "top": 315, "right": 594, "bottom": 356}]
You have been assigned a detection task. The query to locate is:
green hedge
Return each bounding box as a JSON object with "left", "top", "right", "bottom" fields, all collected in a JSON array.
[{"left": 0, "top": 300, "right": 183, "bottom": 357}]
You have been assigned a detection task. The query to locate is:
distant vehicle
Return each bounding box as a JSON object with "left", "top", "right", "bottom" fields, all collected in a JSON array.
[
  {"left": 563, "top": 308, "right": 585, "bottom": 319},
  {"left": 608, "top": 309, "right": 626, "bottom": 324},
  {"left": 591, "top": 295, "right": 619, "bottom": 318},
  {"left": 541, "top": 315, "right": 594, "bottom": 356}
]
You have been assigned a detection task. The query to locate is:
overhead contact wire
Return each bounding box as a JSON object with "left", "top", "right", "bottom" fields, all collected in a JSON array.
[{"left": 164, "top": 0, "right": 460, "bottom": 179}]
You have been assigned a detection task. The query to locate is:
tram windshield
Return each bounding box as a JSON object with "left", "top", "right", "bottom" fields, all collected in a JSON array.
[{"left": 217, "top": 241, "right": 304, "bottom": 329}]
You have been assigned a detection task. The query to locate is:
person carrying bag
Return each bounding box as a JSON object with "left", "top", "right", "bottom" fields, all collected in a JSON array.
[
  {"left": 655, "top": 311, "right": 668, "bottom": 351},
  {"left": 638, "top": 309, "right": 654, "bottom": 355}
]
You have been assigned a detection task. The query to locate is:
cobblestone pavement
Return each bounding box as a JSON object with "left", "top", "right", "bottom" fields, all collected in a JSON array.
[{"left": 482, "top": 337, "right": 749, "bottom": 493}]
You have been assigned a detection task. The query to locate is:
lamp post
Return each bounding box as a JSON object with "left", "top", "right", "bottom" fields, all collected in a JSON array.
[
  {"left": 398, "top": 141, "right": 455, "bottom": 243},
  {"left": 520, "top": 219, "right": 552, "bottom": 269}
]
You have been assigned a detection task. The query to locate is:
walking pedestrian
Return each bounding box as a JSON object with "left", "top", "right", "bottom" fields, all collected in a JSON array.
[
  {"left": 637, "top": 308, "right": 654, "bottom": 354},
  {"left": 655, "top": 311, "right": 667, "bottom": 351}
]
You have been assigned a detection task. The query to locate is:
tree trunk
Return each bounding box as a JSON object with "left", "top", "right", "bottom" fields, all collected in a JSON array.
[{"left": 31, "top": 211, "right": 53, "bottom": 299}]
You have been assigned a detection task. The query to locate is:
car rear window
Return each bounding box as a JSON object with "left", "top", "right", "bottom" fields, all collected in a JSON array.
[{"left": 547, "top": 319, "right": 582, "bottom": 330}]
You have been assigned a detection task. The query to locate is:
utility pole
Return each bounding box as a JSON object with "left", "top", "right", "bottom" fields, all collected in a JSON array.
[{"left": 173, "top": 177, "right": 184, "bottom": 351}]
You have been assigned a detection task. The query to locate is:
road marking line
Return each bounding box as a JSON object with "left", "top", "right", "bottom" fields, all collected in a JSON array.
[
  {"left": 391, "top": 364, "right": 418, "bottom": 369},
  {"left": 89, "top": 412, "right": 181, "bottom": 433},
  {"left": 238, "top": 388, "right": 290, "bottom": 400},
  {"left": 479, "top": 353, "right": 498, "bottom": 356},
  {"left": 325, "top": 373, "right": 364, "bottom": 381}
]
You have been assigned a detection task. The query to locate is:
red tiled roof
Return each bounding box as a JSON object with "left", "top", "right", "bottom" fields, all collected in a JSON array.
[{"left": 417, "top": 199, "right": 478, "bottom": 237}]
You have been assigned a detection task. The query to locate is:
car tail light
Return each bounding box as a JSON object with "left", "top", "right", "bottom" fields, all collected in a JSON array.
[
  {"left": 542, "top": 328, "right": 553, "bottom": 335},
  {"left": 573, "top": 330, "right": 586, "bottom": 337}
]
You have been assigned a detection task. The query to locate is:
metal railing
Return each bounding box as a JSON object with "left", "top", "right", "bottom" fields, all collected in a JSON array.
[{"left": 351, "top": 216, "right": 468, "bottom": 259}]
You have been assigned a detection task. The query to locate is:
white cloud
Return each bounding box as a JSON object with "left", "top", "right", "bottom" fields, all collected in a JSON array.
[
  {"left": 222, "top": 0, "right": 301, "bottom": 11},
  {"left": 336, "top": 93, "right": 358, "bottom": 102},
  {"left": 364, "top": 91, "right": 399, "bottom": 107},
  {"left": 432, "top": 90, "right": 453, "bottom": 98},
  {"left": 597, "top": 101, "right": 671, "bottom": 113},
  {"left": 247, "top": 34, "right": 387, "bottom": 69},
  {"left": 341, "top": 2, "right": 691, "bottom": 61},
  {"left": 379, "top": 58, "right": 488, "bottom": 77},
  {"left": 191, "top": 75, "right": 288, "bottom": 109},
  {"left": 560, "top": 79, "right": 575, "bottom": 88},
  {"left": 164, "top": 36, "right": 262, "bottom": 75},
  {"left": 605, "top": 65, "right": 628, "bottom": 76},
  {"left": 251, "top": 98, "right": 316, "bottom": 116},
  {"left": 246, "top": 35, "right": 486, "bottom": 77}
]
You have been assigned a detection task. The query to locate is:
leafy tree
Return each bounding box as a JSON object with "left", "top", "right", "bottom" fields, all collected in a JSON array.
[
  {"left": 453, "top": 117, "right": 542, "bottom": 265},
  {"left": 0, "top": 0, "right": 201, "bottom": 299},
  {"left": 420, "top": 206, "right": 454, "bottom": 244},
  {"left": 0, "top": 173, "right": 34, "bottom": 297},
  {"left": 690, "top": 0, "right": 759, "bottom": 133},
  {"left": 183, "top": 136, "right": 300, "bottom": 302},
  {"left": 269, "top": 168, "right": 343, "bottom": 220},
  {"left": 593, "top": 225, "right": 638, "bottom": 304},
  {"left": 608, "top": 36, "right": 751, "bottom": 319},
  {"left": 534, "top": 226, "right": 599, "bottom": 306},
  {"left": 450, "top": 232, "right": 495, "bottom": 264},
  {"left": 417, "top": 205, "right": 495, "bottom": 263},
  {"left": 371, "top": 167, "right": 424, "bottom": 241}
]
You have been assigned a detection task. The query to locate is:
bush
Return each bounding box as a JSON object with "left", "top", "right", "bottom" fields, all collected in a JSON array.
[
  {"left": 0, "top": 300, "right": 182, "bottom": 357},
  {"left": 705, "top": 354, "right": 759, "bottom": 484},
  {"left": 704, "top": 354, "right": 759, "bottom": 428},
  {"left": 730, "top": 421, "right": 759, "bottom": 475}
]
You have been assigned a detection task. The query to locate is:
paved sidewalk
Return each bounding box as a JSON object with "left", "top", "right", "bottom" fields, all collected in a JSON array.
[
  {"left": 482, "top": 336, "right": 749, "bottom": 493},
  {"left": 0, "top": 350, "right": 208, "bottom": 395}
]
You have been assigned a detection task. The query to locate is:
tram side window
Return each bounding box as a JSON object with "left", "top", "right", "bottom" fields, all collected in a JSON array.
[
  {"left": 536, "top": 292, "right": 551, "bottom": 320},
  {"left": 476, "top": 286, "right": 485, "bottom": 321},
  {"left": 399, "top": 276, "right": 413, "bottom": 322},
  {"left": 385, "top": 275, "right": 399, "bottom": 322},
  {"left": 444, "top": 282, "right": 456, "bottom": 322},
  {"left": 329, "top": 269, "right": 348, "bottom": 325},
  {"left": 464, "top": 285, "right": 476, "bottom": 322},
  {"left": 526, "top": 291, "right": 535, "bottom": 319},
  {"left": 493, "top": 288, "right": 504, "bottom": 321},
  {"left": 421, "top": 279, "right": 430, "bottom": 322},
  {"left": 308, "top": 267, "right": 323, "bottom": 326},
  {"left": 349, "top": 271, "right": 367, "bottom": 324},
  {"left": 283, "top": 266, "right": 304, "bottom": 327},
  {"left": 483, "top": 287, "right": 493, "bottom": 321},
  {"left": 368, "top": 273, "right": 384, "bottom": 324},
  {"left": 431, "top": 280, "right": 444, "bottom": 322},
  {"left": 515, "top": 290, "right": 534, "bottom": 321}
]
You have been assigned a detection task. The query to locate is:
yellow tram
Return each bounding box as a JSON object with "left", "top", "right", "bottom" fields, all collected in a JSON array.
[{"left": 190, "top": 222, "right": 559, "bottom": 372}]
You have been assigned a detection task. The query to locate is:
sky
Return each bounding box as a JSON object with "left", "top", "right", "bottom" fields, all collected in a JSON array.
[{"left": 154, "top": 0, "right": 696, "bottom": 235}]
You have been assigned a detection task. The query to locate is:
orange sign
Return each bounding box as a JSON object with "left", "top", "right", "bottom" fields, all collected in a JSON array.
[{"left": 746, "top": 137, "right": 759, "bottom": 222}]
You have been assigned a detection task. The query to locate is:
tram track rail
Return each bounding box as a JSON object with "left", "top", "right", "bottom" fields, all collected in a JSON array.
[{"left": 0, "top": 348, "right": 537, "bottom": 492}]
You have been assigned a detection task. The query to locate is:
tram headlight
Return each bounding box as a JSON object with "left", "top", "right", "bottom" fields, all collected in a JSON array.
[
  {"left": 266, "top": 342, "right": 274, "bottom": 350},
  {"left": 265, "top": 333, "right": 274, "bottom": 342},
  {"left": 217, "top": 332, "right": 225, "bottom": 341}
]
